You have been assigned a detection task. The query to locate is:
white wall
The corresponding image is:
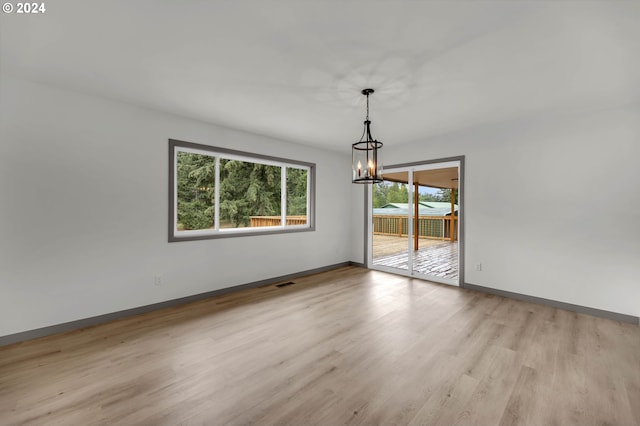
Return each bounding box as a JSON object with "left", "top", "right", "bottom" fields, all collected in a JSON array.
[
  {"left": 0, "top": 75, "right": 353, "bottom": 337},
  {"left": 356, "top": 106, "right": 640, "bottom": 317}
]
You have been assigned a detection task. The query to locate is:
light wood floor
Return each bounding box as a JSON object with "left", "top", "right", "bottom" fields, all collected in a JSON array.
[{"left": 1, "top": 266, "right": 639, "bottom": 425}]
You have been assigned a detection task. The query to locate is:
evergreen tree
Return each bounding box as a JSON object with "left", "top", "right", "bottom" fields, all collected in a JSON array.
[
  {"left": 372, "top": 182, "right": 457, "bottom": 207},
  {"left": 287, "top": 168, "right": 307, "bottom": 215},
  {"left": 435, "top": 188, "right": 458, "bottom": 204},
  {"left": 419, "top": 192, "right": 440, "bottom": 202},
  {"left": 176, "top": 155, "right": 310, "bottom": 230},
  {"left": 219, "top": 159, "right": 281, "bottom": 227},
  {"left": 176, "top": 152, "right": 215, "bottom": 230}
]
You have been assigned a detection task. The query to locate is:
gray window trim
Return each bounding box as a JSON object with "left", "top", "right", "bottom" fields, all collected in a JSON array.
[{"left": 168, "top": 139, "right": 316, "bottom": 242}]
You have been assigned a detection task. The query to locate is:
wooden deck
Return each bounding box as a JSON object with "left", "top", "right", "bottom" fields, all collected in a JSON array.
[{"left": 373, "top": 239, "right": 458, "bottom": 280}]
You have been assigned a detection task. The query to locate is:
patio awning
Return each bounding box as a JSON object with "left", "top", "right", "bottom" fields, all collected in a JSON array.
[{"left": 382, "top": 167, "right": 458, "bottom": 189}]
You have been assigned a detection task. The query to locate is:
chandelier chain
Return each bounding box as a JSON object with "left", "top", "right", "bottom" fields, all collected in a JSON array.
[
  {"left": 359, "top": 92, "right": 371, "bottom": 142},
  {"left": 366, "top": 93, "right": 370, "bottom": 121}
]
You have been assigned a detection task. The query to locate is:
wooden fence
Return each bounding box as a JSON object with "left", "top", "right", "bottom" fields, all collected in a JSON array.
[
  {"left": 373, "top": 215, "right": 458, "bottom": 240},
  {"left": 249, "top": 216, "right": 307, "bottom": 227}
]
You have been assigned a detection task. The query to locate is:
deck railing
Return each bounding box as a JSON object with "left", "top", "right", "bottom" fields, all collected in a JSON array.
[
  {"left": 373, "top": 215, "right": 458, "bottom": 240},
  {"left": 249, "top": 215, "right": 455, "bottom": 239},
  {"left": 249, "top": 216, "right": 307, "bottom": 227}
]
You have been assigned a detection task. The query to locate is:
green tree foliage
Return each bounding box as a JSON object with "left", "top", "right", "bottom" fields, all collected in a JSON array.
[
  {"left": 287, "top": 168, "right": 308, "bottom": 215},
  {"left": 373, "top": 182, "right": 408, "bottom": 207},
  {"left": 219, "top": 159, "right": 281, "bottom": 227},
  {"left": 177, "top": 153, "right": 310, "bottom": 230},
  {"left": 435, "top": 188, "right": 458, "bottom": 204},
  {"left": 176, "top": 152, "right": 215, "bottom": 230},
  {"left": 372, "top": 182, "right": 458, "bottom": 207},
  {"left": 419, "top": 192, "right": 440, "bottom": 202}
]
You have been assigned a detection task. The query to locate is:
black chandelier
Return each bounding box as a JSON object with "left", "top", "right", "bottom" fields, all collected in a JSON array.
[{"left": 352, "top": 88, "right": 383, "bottom": 184}]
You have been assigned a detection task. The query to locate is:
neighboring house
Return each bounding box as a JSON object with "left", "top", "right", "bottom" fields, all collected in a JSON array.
[
  {"left": 374, "top": 202, "right": 458, "bottom": 216},
  {"left": 419, "top": 201, "right": 458, "bottom": 210}
]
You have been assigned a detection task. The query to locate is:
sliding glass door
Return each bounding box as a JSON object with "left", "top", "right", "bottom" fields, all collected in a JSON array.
[
  {"left": 368, "top": 160, "right": 461, "bottom": 286},
  {"left": 371, "top": 170, "right": 412, "bottom": 274}
]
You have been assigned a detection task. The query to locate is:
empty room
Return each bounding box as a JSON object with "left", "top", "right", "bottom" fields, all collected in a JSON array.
[{"left": 1, "top": 1, "right": 639, "bottom": 425}]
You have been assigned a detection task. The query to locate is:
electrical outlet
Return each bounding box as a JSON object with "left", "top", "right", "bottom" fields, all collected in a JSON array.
[
  {"left": 154, "top": 275, "right": 162, "bottom": 286},
  {"left": 475, "top": 263, "right": 482, "bottom": 271}
]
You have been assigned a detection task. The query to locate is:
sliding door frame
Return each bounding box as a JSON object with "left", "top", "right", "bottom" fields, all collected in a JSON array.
[{"left": 365, "top": 155, "right": 465, "bottom": 286}]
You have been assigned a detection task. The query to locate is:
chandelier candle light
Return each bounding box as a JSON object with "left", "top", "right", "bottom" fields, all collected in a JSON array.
[{"left": 352, "top": 88, "right": 383, "bottom": 184}]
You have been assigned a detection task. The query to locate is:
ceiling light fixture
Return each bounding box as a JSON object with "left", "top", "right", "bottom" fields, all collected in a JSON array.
[{"left": 352, "top": 88, "right": 383, "bottom": 184}]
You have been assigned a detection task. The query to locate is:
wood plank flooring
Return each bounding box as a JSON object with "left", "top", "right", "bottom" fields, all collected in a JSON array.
[{"left": 1, "top": 266, "right": 638, "bottom": 425}]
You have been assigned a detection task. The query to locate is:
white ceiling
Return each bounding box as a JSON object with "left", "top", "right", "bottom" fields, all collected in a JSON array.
[{"left": 2, "top": 1, "right": 639, "bottom": 152}]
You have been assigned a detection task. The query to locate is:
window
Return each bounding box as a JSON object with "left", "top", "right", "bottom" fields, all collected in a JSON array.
[{"left": 169, "top": 139, "right": 315, "bottom": 241}]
